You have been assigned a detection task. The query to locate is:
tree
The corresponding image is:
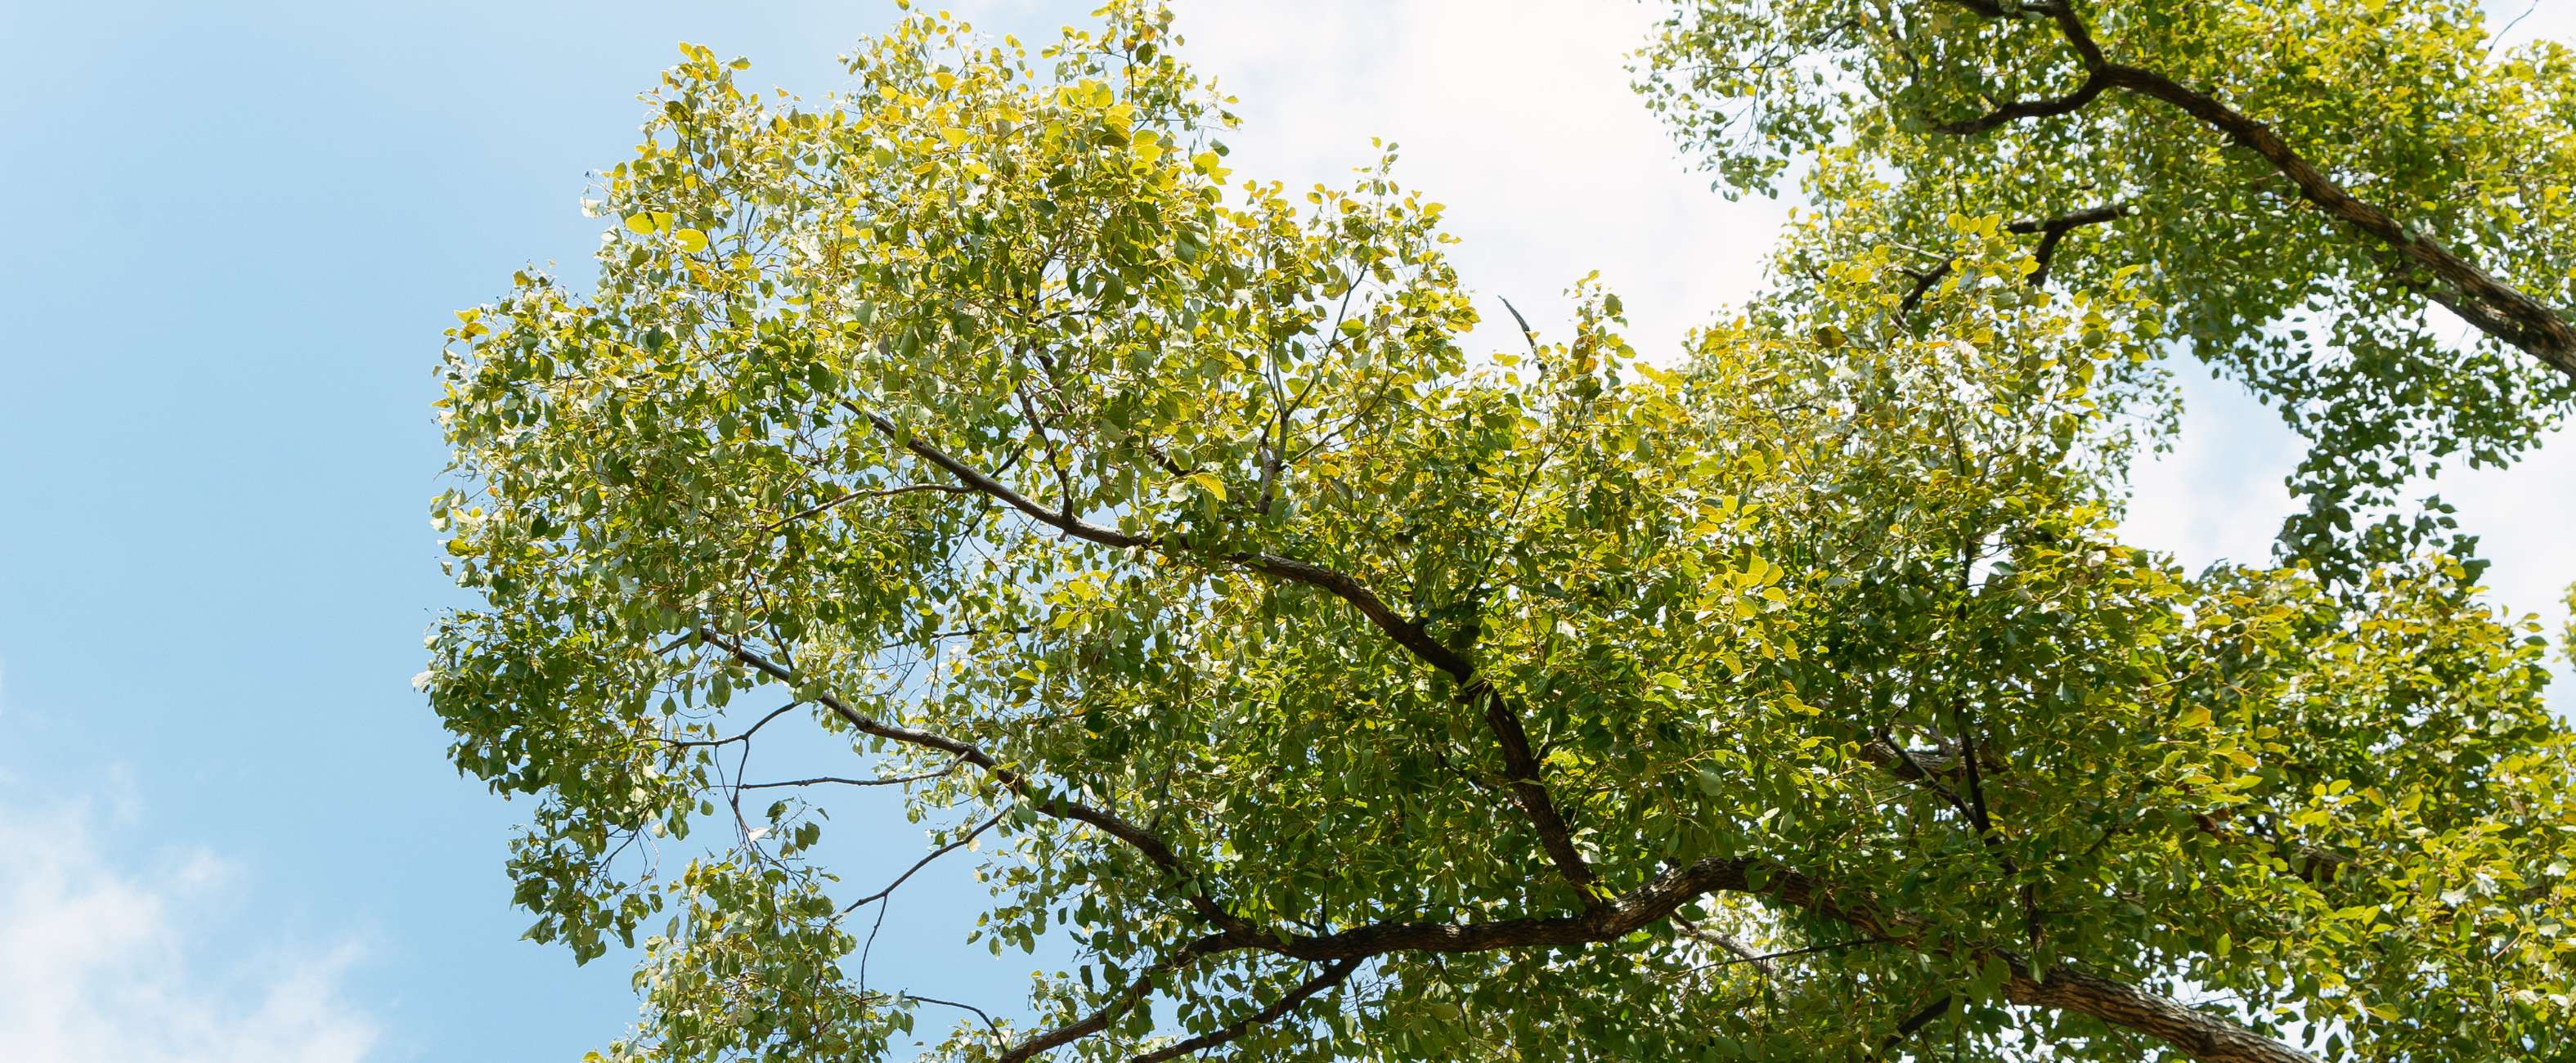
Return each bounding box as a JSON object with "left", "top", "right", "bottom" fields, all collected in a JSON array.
[
  {"left": 1636, "top": 0, "right": 2576, "bottom": 580},
  {"left": 424, "top": 4, "right": 2576, "bottom": 1061}
]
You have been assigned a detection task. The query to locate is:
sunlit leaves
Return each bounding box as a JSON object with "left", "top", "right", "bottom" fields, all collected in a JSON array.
[
  {"left": 424, "top": 3, "right": 2576, "bottom": 1061},
  {"left": 1640, "top": 0, "right": 2576, "bottom": 582}
]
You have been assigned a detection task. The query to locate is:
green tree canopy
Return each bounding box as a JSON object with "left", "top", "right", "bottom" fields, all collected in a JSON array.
[
  {"left": 1638, "top": 0, "right": 2576, "bottom": 577},
  {"left": 427, "top": 4, "right": 2576, "bottom": 1061}
]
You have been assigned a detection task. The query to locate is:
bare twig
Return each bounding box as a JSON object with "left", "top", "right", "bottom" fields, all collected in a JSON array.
[
  {"left": 841, "top": 807, "right": 1010, "bottom": 914},
  {"left": 736, "top": 760, "right": 963, "bottom": 791}
]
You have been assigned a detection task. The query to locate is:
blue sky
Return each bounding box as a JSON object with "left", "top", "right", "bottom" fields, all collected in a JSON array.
[
  {"left": 0, "top": 2, "right": 1092, "bottom": 1058},
  {"left": 1, "top": 2, "right": 2569, "bottom": 1061}
]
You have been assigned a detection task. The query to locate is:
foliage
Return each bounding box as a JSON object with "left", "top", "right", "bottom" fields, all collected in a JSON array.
[
  {"left": 1638, "top": 0, "right": 2576, "bottom": 580},
  {"left": 427, "top": 4, "right": 2576, "bottom": 1061}
]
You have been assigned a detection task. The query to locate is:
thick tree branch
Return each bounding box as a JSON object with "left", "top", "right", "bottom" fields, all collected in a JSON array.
[
  {"left": 1468, "top": 679, "right": 1603, "bottom": 901},
  {"left": 2007, "top": 965, "right": 2318, "bottom": 1063},
  {"left": 1251, "top": 855, "right": 2319, "bottom": 1063},
  {"left": 1257, "top": 855, "right": 1842, "bottom": 960},
  {"left": 1877, "top": 993, "right": 1952, "bottom": 1057},
  {"left": 674, "top": 704, "right": 2313, "bottom": 1063},
  {"left": 1084, "top": 851, "right": 2314, "bottom": 1063}
]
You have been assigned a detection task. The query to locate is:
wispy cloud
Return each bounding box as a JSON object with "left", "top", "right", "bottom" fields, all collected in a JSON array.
[
  {"left": 0, "top": 792, "right": 379, "bottom": 1063},
  {"left": 1158, "top": 0, "right": 1792, "bottom": 360}
]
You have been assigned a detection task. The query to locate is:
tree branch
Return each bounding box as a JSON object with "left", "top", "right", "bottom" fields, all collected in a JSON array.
[
  {"left": 658, "top": 700, "right": 804, "bottom": 749},
  {"left": 997, "top": 935, "right": 1232, "bottom": 1063},
  {"left": 2009, "top": 202, "right": 2129, "bottom": 288},
  {"left": 839, "top": 807, "right": 1008, "bottom": 914},
  {"left": 879, "top": 992, "right": 1003, "bottom": 1038},
  {"left": 734, "top": 760, "right": 962, "bottom": 791},
  {"left": 692, "top": 715, "right": 2313, "bottom": 1063},
  {"left": 1936, "top": 70, "right": 2110, "bottom": 137},
  {"left": 1129, "top": 958, "right": 1361, "bottom": 1063},
  {"left": 1245, "top": 854, "right": 2321, "bottom": 1063},
  {"left": 1876, "top": 993, "right": 1952, "bottom": 1058},
  {"left": 1003, "top": 850, "right": 2316, "bottom": 1063},
  {"left": 1669, "top": 910, "right": 1779, "bottom": 977},
  {"left": 2007, "top": 964, "right": 2318, "bottom": 1063},
  {"left": 1897, "top": 204, "right": 2129, "bottom": 312},
  {"left": 763, "top": 482, "right": 974, "bottom": 533}
]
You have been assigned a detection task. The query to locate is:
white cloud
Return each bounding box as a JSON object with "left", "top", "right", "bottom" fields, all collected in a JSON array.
[
  {"left": 0, "top": 792, "right": 379, "bottom": 1063},
  {"left": 1166, "top": 0, "right": 1789, "bottom": 359}
]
